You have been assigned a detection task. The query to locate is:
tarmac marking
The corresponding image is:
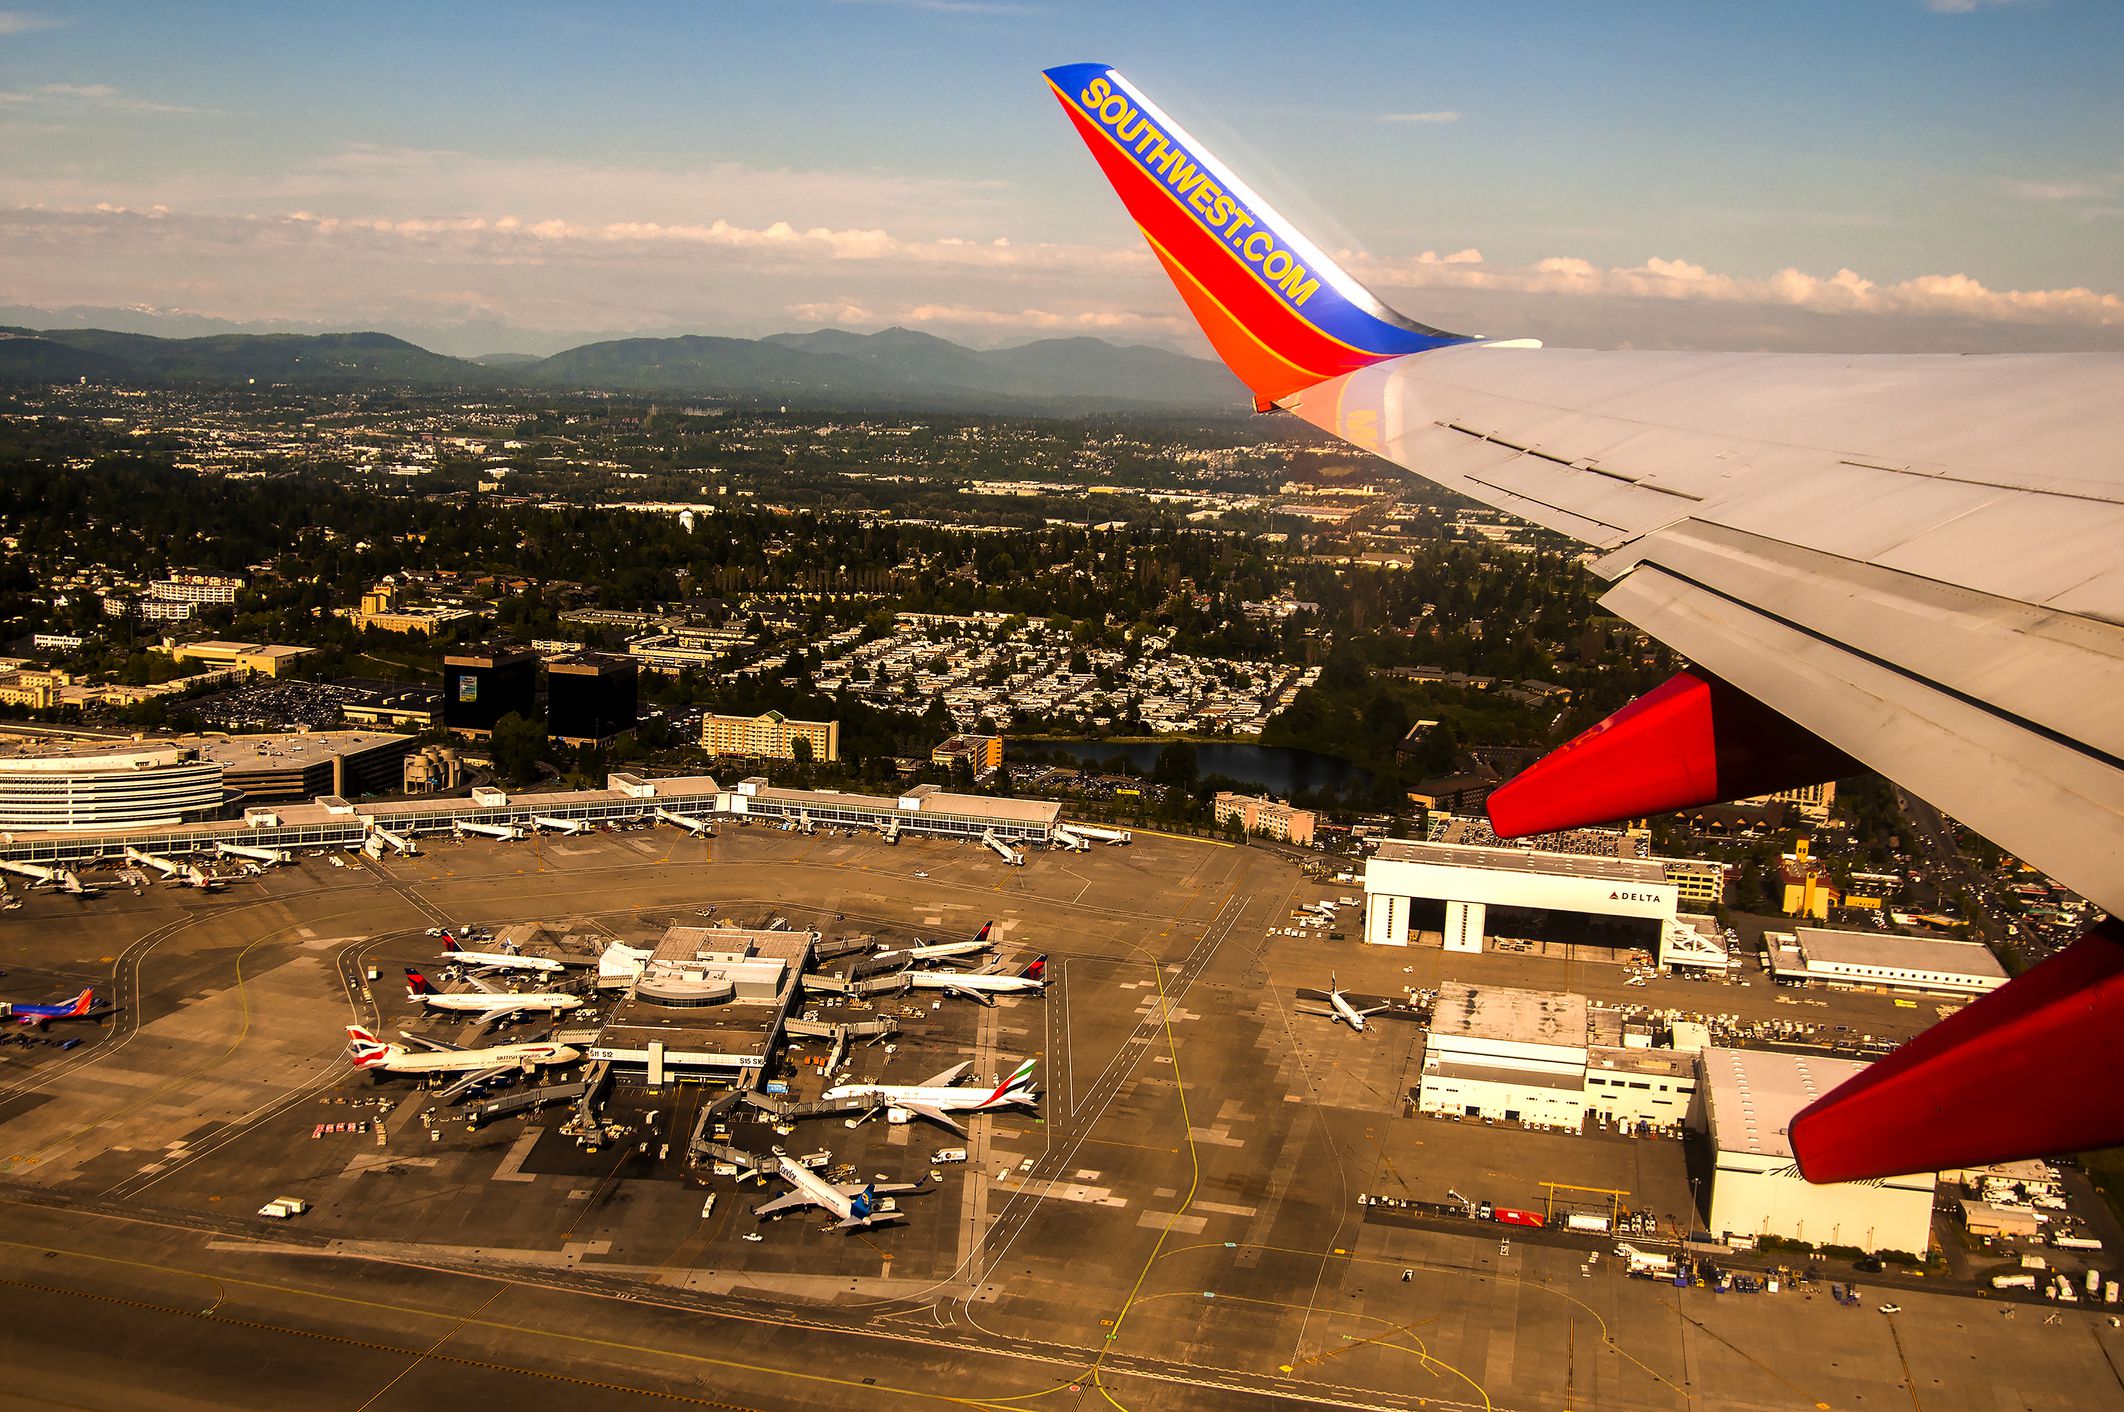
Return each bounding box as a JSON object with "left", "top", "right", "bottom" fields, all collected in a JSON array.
[{"left": 491, "top": 1130, "right": 542, "bottom": 1183}]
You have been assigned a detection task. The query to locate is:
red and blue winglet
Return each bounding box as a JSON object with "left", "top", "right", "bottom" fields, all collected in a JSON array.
[{"left": 1044, "top": 63, "right": 1472, "bottom": 409}]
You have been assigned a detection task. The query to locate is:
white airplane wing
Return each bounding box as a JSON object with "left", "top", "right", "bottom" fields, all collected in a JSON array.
[
  {"left": 937, "top": 984, "right": 995, "bottom": 1008},
  {"left": 1293, "top": 1004, "right": 1337, "bottom": 1020},
  {"left": 1046, "top": 59, "right": 2124, "bottom": 1185},
  {"left": 435, "top": 1064, "right": 514, "bottom": 1102},
  {"left": 753, "top": 1191, "right": 815, "bottom": 1218},
  {"left": 397, "top": 1031, "right": 464, "bottom": 1053},
  {"left": 915, "top": 1061, "right": 971, "bottom": 1089},
  {"left": 897, "top": 1103, "right": 966, "bottom": 1137},
  {"left": 470, "top": 1008, "right": 521, "bottom": 1035},
  {"left": 463, "top": 974, "right": 504, "bottom": 996}
]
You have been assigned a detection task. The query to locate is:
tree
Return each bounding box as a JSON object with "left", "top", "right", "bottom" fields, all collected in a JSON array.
[
  {"left": 489, "top": 711, "right": 547, "bottom": 787},
  {"left": 791, "top": 734, "right": 814, "bottom": 765}
]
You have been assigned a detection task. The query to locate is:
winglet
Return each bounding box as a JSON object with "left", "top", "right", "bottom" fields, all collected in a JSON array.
[{"left": 1043, "top": 62, "right": 1471, "bottom": 409}]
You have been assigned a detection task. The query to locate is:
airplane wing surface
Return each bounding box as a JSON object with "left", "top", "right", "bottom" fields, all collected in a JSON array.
[
  {"left": 915, "top": 1061, "right": 971, "bottom": 1089},
  {"left": 1045, "top": 59, "right": 2124, "bottom": 1185},
  {"left": 897, "top": 1104, "right": 966, "bottom": 1137},
  {"left": 753, "top": 1192, "right": 813, "bottom": 1218},
  {"left": 398, "top": 1031, "right": 463, "bottom": 1053},
  {"left": 435, "top": 1065, "right": 512, "bottom": 1102}
]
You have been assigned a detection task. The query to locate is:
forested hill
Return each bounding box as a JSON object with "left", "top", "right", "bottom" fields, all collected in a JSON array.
[{"left": 0, "top": 325, "right": 1243, "bottom": 412}]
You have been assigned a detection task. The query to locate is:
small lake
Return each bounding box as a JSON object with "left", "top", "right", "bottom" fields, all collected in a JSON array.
[{"left": 1021, "top": 740, "right": 1373, "bottom": 798}]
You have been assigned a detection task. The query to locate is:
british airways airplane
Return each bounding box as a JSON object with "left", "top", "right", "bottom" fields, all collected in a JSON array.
[{"left": 1046, "top": 61, "right": 2124, "bottom": 1184}]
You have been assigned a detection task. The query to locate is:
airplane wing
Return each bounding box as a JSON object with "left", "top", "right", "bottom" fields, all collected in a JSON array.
[
  {"left": 1293, "top": 1004, "right": 1337, "bottom": 1020},
  {"left": 753, "top": 1192, "right": 814, "bottom": 1218},
  {"left": 834, "top": 1181, "right": 924, "bottom": 1196},
  {"left": 1293, "top": 989, "right": 1331, "bottom": 1003},
  {"left": 435, "top": 1065, "right": 513, "bottom": 1102},
  {"left": 938, "top": 984, "right": 996, "bottom": 1008},
  {"left": 915, "top": 1061, "right": 971, "bottom": 1089},
  {"left": 463, "top": 974, "right": 503, "bottom": 996},
  {"left": 897, "top": 1104, "right": 967, "bottom": 1137},
  {"left": 1046, "top": 60, "right": 2124, "bottom": 1184},
  {"left": 397, "top": 1031, "right": 464, "bottom": 1053},
  {"left": 470, "top": 1008, "right": 521, "bottom": 1035}
]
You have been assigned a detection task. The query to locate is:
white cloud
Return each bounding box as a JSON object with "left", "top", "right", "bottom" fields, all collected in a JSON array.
[
  {"left": 1380, "top": 110, "right": 1461, "bottom": 125},
  {"left": 0, "top": 10, "right": 63, "bottom": 36},
  {"left": 0, "top": 81, "right": 208, "bottom": 115},
  {"left": 831, "top": 0, "right": 1043, "bottom": 13},
  {"left": 1354, "top": 247, "right": 2123, "bottom": 328},
  {"left": 1925, "top": 0, "right": 2033, "bottom": 11}
]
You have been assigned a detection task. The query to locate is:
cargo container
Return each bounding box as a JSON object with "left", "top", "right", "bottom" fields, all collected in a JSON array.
[
  {"left": 1491, "top": 1207, "right": 1545, "bottom": 1228},
  {"left": 1565, "top": 1212, "right": 1612, "bottom": 1234},
  {"left": 1990, "top": 1272, "right": 2038, "bottom": 1290}
]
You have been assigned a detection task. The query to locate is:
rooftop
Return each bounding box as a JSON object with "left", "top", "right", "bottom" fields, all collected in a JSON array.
[
  {"left": 1701, "top": 1045, "right": 1871, "bottom": 1161},
  {"left": 1793, "top": 927, "right": 2008, "bottom": 980},
  {"left": 184, "top": 731, "right": 413, "bottom": 774},
  {"left": 1430, "top": 981, "right": 1589, "bottom": 1049},
  {"left": 1372, "top": 838, "right": 1665, "bottom": 885}
]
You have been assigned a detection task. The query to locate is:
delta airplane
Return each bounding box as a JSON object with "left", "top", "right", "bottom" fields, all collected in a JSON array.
[
  {"left": 900, "top": 954, "right": 1046, "bottom": 1006},
  {"left": 0, "top": 987, "right": 101, "bottom": 1028},
  {"left": 871, "top": 921, "right": 997, "bottom": 969},
  {"left": 822, "top": 1057, "right": 1039, "bottom": 1136},
  {"left": 1045, "top": 60, "right": 2124, "bottom": 1181},
  {"left": 745, "top": 1149, "right": 928, "bottom": 1231},
  {"left": 435, "top": 933, "right": 571, "bottom": 976},
  {"left": 1295, "top": 975, "right": 1394, "bottom": 1032},
  {"left": 403, "top": 968, "right": 584, "bottom": 1032},
  {"left": 345, "top": 1025, "right": 581, "bottom": 1101}
]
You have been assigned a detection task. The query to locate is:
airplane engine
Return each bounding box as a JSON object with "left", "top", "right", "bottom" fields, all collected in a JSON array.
[{"left": 886, "top": 1106, "right": 914, "bottom": 1125}]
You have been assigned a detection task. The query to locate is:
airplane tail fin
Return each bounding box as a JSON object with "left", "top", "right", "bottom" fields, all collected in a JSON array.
[
  {"left": 1020, "top": 954, "right": 1046, "bottom": 981},
  {"left": 441, "top": 933, "right": 461, "bottom": 953},
  {"left": 973, "top": 921, "right": 993, "bottom": 946},
  {"left": 985, "top": 1058, "right": 1039, "bottom": 1105},
  {"left": 404, "top": 967, "right": 431, "bottom": 996},
  {"left": 66, "top": 988, "right": 93, "bottom": 1016},
  {"left": 1042, "top": 62, "right": 1471, "bottom": 410},
  {"left": 345, "top": 1024, "right": 392, "bottom": 1066}
]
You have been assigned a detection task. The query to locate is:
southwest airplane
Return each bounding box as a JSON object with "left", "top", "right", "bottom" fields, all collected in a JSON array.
[
  {"left": 1046, "top": 62, "right": 2124, "bottom": 1183},
  {"left": 1295, "top": 975, "right": 1394, "bottom": 1032},
  {"left": 822, "top": 1057, "right": 1039, "bottom": 1136},
  {"left": 0, "top": 987, "right": 97, "bottom": 1027},
  {"left": 403, "top": 968, "right": 583, "bottom": 1031},
  {"left": 900, "top": 954, "right": 1046, "bottom": 1006},
  {"left": 345, "top": 1025, "right": 581, "bottom": 1101},
  {"left": 745, "top": 1149, "right": 928, "bottom": 1231},
  {"left": 436, "top": 932, "right": 571, "bottom": 976}
]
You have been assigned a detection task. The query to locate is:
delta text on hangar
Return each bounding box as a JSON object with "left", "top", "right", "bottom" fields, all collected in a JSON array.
[{"left": 1361, "top": 838, "right": 1718, "bottom": 966}]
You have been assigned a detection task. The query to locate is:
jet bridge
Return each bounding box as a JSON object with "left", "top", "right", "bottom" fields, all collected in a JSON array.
[
  {"left": 532, "top": 816, "right": 587, "bottom": 836},
  {"left": 981, "top": 830, "right": 1025, "bottom": 866},
  {"left": 654, "top": 808, "right": 715, "bottom": 838},
  {"left": 363, "top": 823, "right": 418, "bottom": 857},
  {"left": 216, "top": 841, "right": 291, "bottom": 865},
  {"left": 454, "top": 820, "right": 525, "bottom": 842}
]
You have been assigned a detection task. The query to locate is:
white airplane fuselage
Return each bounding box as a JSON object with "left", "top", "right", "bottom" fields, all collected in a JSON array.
[
  {"left": 414, "top": 992, "right": 582, "bottom": 1017},
  {"left": 359, "top": 1040, "right": 580, "bottom": 1076},
  {"left": 439, "top": 949, "right": 566, "bottom": 974}
]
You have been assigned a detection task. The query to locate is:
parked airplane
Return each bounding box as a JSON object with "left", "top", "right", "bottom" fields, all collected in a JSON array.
[
  {"left": 822, "top": 1057, "right": 1039, "bottom": 1136},
  {"left": 345, "top": 1025, "right": 581, "bottom": 1101},
  {"left": 1295, "top": 975, "right": 1393, "bottom": 1032},
  {"left": 403, "top": 968, "right": 584, "bottom": 1031},
  {"left": 744, "top": 1149, "right": 928, "bottom": 1231},
  {"left": 872, "top": 921, "right": 997, "bottom": 969},
  {"left": 435, "top": 932, "right": 569, "bottom": 975},
  {"left": 0, "top": 987, "right": 103, "bottom": 1027},
  {"left": 1044, "top": 59, "right": 2124, "bottom": 1182},
  {"left": 900, "top": 954, "right": 1045, "bottom": 1006}
]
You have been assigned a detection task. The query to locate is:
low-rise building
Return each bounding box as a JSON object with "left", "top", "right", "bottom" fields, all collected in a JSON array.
[
  {"left": 1213, "top": 790, "right": 1316, "bottom": 846},
  {"left": 1418, "top": 982, "right": 1589, "bottom": 1130},
  {"left": 1659, "top": 857, "right": 1727, "bottom": 910},
  {"left": 932, "top": 733, "right": 1003, "bottom": 776},
  {"left": 701, "top": 710, "right": 839, "bottom": 763},
  {"left": 1763, "top": 927, "right": 2009, "bottom": 997},
  {"left": 165, "top": 640, "right": 315, "bottom": 679},
  {"left": 1699, "top": 1046, "right": 1936, "bottom": 1255}
]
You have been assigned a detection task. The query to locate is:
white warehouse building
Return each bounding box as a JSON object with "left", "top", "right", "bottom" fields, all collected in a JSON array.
[
  {"left": 1364, "top": 839, "right": 1676, "bottom": 954},
  {"left": 1419, "top": 983, "right": 1591, "bottom": 1130},
  {"left": 1764, "top": 928, "right": 2008, "bottom": 998},
  {"left": 1700, "top": 1047, "right": 1937, "bottom": 1256}
]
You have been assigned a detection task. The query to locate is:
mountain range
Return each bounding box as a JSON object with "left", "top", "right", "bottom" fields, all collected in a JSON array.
[{"left": 0, "top": 324, "right": 1245, "bottom": 414}]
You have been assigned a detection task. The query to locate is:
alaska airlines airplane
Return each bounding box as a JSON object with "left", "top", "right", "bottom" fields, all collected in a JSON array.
[{"left": 1045, "top": 61, "right": 2124, "bottom": 1184}]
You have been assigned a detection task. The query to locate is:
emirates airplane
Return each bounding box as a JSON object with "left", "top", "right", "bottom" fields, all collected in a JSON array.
[{"left": 1045, "top": 61, "right": 2124, "bottom": 1184}]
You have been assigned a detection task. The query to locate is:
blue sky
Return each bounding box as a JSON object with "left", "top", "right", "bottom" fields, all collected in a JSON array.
[{"left": 3, "top": 1, "right": 2120, "bottom": 354}]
